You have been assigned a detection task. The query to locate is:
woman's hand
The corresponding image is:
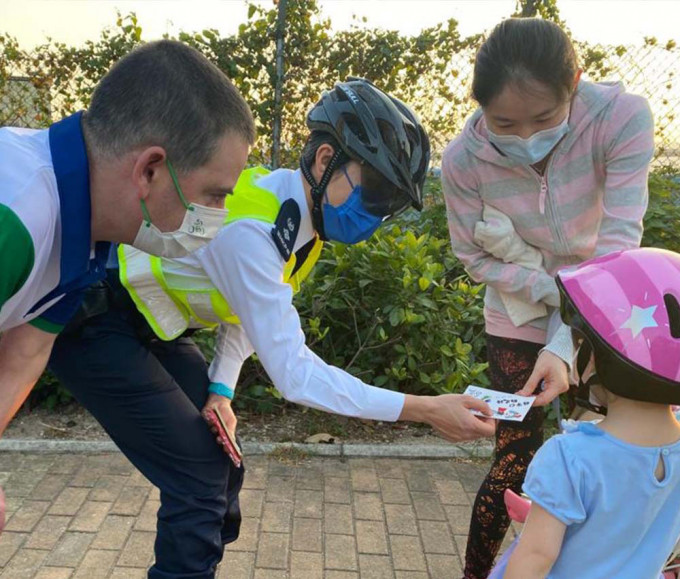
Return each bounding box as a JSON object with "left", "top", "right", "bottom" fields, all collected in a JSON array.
[{"left": 516, "top": 350, "right": 569, "bottom": 406}]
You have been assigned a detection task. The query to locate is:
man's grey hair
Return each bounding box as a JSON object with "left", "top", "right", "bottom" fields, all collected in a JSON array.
[{"left": 83, "top": 40, "right": 255, "bottom": 172}]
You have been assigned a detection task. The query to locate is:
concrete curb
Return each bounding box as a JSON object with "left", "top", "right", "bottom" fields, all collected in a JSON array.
[{"left": 0, "top": 438, "right": 494, "bottom": 458}]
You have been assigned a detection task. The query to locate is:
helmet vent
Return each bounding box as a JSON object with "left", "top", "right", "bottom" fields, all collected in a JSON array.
[
  {"left": 345, "top": 116, "right": 369, "bottom": 146},
  {"left": 664, "top": 293, "right": 680, "bottom": 339}
]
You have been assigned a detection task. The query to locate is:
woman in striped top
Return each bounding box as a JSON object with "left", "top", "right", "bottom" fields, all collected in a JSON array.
[{"left": 441, "top": 18, "right": 654, "bottom": 579}]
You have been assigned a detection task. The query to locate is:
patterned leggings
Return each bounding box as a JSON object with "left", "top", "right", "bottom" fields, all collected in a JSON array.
[{"left": 462, "top": 334, "right": 544, "bottom": 579}]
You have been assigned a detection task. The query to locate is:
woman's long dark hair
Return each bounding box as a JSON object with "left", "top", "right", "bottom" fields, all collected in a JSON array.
[{"left": 472, "top": 18, "right": 578, "bottom": 107}]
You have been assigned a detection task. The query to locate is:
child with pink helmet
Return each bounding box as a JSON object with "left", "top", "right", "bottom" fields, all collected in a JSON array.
[{"left": 497, "top": 247, "right": 680, "bottom": 578}]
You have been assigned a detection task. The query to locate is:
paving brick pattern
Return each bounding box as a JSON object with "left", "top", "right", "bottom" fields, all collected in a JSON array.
[{"left": 0, "top": 453, "right": 517, "bottom": 578}]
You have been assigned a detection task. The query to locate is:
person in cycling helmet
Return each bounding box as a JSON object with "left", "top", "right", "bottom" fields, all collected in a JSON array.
[
  {"left": 46, "top": 78, "right": 495, "bottom": 579},
  {"left": 498, "top": 247, "right": 680, "bottom": 579},
  {"left": 301, "top": 76, "right": 430, "bottom": 241}
]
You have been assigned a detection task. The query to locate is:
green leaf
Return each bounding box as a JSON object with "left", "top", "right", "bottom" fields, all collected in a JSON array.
[
  {"left": 388, "top": 307, "right": 402, "bottom": 327},
  {"left": 440, "top": 345, "right": 454, "bottom": 357},
  {"left": 374, "top": 375, "right": 389, "bottom": 387}
]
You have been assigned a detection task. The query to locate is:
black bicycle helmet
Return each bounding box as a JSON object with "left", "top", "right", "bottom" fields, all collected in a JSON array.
[{"left": 300, "top": 77, "right": 430, "bottom": 240}]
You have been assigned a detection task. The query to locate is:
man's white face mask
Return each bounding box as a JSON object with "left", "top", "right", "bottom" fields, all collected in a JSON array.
[{"left": 132, "top": 159, "right": 227, "bottom": 258}]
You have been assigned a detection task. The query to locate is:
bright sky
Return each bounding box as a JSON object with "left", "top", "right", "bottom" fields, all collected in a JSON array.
[{"left": 1, "top": 0, "right": 679, "bottom": 48}]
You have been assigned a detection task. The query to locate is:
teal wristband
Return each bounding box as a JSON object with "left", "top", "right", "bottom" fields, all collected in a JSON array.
[{"left": 208, "top": 382, "right": 235, "bottom": 400}]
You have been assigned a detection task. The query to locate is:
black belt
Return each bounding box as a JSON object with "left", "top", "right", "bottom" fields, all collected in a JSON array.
[{"left": 62, "top": 270, "right": 197, "bottom": 342}]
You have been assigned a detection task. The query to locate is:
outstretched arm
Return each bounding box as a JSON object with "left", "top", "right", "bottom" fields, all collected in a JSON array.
[{"left": 197, "top": 221, "right": 495, "bottom": 440}]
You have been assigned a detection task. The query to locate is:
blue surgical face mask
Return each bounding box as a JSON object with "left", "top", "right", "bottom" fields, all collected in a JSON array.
[
  {"left": 323, "top": 167, "right": 383, "bottom": 244},
  {"left": 487, "top": 114, "right": 570, "bottom": 165}
]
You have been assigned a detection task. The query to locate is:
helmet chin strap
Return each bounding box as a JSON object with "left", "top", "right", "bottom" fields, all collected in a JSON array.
[
  {"left": 575, "top": 340, "right": 608, "bottom": 416},
  {"left": 300, "top": 150, "right": 343, "bottom": 242}
]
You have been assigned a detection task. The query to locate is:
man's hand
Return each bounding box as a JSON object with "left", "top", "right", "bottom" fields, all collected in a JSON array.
[
  {"left": 399, "top": 394, "right": 496, "bottom": 442},
  {"left": 516, "top": 350, "right": 569, "bottom": 406},
  {"left": 201, "top": 394, "right": 237, "bottom": 445},
  {"left": 0, "top": 324, "right": 57, "bottom": 437}
]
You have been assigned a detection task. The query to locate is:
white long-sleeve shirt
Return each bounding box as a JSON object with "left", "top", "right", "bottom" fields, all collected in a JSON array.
[{"left": 179, "top": 168, "right": 405, "bottom": 422}]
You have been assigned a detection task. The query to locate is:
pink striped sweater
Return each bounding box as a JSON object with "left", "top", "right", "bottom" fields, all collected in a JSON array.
[{"left": 442, "top": 80, "right": 655, "bottom": 344}]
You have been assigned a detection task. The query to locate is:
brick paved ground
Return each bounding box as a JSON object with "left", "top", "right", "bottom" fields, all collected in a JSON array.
[{"left": 0, "top": 452, "right": 518, "bottom": 578}]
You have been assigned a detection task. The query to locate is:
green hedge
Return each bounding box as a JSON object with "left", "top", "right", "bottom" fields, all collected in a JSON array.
[{"left": 29, "top": 172, "right": 680, "bottom": 411}]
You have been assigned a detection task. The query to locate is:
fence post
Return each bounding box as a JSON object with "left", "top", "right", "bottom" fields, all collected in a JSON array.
[{"left": 271, "top": 0, "right": 288, "bottom": 169}]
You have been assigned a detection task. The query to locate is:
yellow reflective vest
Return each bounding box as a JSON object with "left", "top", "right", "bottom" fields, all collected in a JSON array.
[{"left": 119, "top": 166, "right": 323, "bottom": 341}]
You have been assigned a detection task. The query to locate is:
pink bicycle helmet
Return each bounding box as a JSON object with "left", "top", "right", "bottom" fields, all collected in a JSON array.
[{"left": 557, "top": 247, "right": 680, "bottom": 405}]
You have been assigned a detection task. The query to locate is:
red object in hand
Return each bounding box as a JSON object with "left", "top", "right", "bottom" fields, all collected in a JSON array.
[{"left": 207, "top": 408, "right": 243, "bottom": 468}]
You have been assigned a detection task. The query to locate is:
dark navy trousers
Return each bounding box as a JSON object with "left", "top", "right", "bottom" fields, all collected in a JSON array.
[{"left": 49, "top": 275, "right": 244, "bottom": 579}]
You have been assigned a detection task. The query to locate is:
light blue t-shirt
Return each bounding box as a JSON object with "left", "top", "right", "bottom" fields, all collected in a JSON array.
[{"left": 523, "top": 422, "right": 680, "bottom": 579}]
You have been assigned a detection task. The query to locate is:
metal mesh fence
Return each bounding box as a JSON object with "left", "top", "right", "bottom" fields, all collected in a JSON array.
[
  {"left": 2, "top": 38, "right": 679, "bottom": 170},
  {"left": 0, "top": 76, "right": 51, "bottom": 128},
  {"left": 578, "top": 41, "right": 680, "bottom": 170}
]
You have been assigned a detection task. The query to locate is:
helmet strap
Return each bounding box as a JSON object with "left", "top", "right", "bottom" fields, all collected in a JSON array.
[
  {"left": 574, "top": 340, "right": 608, "bottom": 416},
  {"left": 300, "top": 149, "right": 343, "bottom": 242}
]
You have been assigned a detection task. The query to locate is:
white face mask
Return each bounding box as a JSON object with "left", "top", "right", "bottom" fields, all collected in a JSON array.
[
  {"left": 487, "top": 114, "right": 570, "bottom": 165},
  {"left": 132, "top": 203, "right": 227, "bottom": 258},
  {"left": 131, "top": 159, "right": 227, "bottom": 258}
]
